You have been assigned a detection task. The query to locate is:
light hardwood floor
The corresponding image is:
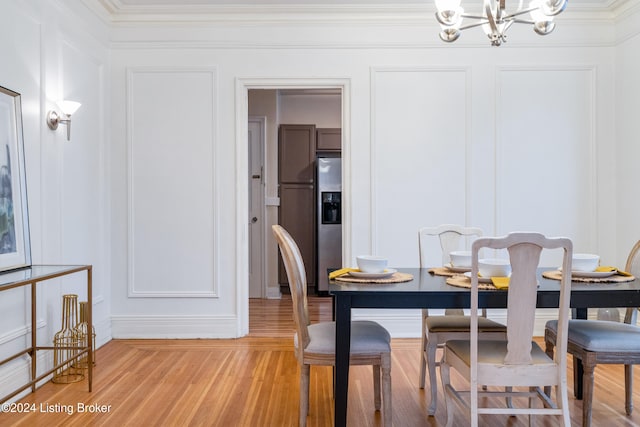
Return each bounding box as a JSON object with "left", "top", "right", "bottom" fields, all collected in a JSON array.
[{"left": 2, "top": 296, "right": 639, "bottom": 426}]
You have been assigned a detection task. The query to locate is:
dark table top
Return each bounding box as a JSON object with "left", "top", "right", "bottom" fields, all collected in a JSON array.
[{"left": 329, "top": 267, "right": 640, "bottom": 309}]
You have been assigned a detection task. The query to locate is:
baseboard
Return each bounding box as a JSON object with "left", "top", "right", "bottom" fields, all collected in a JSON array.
[
  {"left": 265, "top": 286, "right": 282, "bottom": 299},
  {"left": 0, "top": 352, "right": 54, "bottom": 404},
  {"left": 110, "top": 314, "right": 237, "bottom": 338}
]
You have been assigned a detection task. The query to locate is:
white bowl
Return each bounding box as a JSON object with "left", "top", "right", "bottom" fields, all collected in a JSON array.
[
  {"left": 572, "top": 253, "right": 600, "bottom": 272},
  {"left": 356, "top": 256, "right": 388, "bottom": 273},
  {"left": 478, "top": 258, "right": 511, "bottom": 278},
  {"left": 449, "top": 251, "right": 472, "bottom": 268}
]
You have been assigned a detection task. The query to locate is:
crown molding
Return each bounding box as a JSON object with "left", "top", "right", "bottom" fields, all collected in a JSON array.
[{"left": 86, "top": 0, "right": 626, "bottom": 24}]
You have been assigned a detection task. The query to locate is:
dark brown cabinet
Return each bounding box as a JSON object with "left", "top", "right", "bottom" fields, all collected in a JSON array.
[
  {"left": 278, "top": 125, "right": 316, "bottom": 292},
  {"left": 316, "top": 128, "right": 341, "bottom": 152},
  {"left": 278, "top": 125, "right": 316, "bottom": 183}
]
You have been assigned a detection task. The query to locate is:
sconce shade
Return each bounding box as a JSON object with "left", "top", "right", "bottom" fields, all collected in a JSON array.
[
  {"left": 58, "top": 100, "right": 81, "bottom": 116},
  {"left": 46, "top": 100, "right": 81, "bottom": 141}
]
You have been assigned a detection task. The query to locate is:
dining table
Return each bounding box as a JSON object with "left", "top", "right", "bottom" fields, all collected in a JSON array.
[{"left": 329, "top": 267, "right": 640, "bottom": 427}]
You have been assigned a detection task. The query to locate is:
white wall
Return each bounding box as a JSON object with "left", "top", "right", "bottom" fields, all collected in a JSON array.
[
  {"left": 104, "top": 6, "right": 636, "bottom": 339},
  {"left": 0, "top": 0, "right": 111, "bottom": 400},
  {"left": 616, "top": 13, "right": 640, "bottom": 265}
]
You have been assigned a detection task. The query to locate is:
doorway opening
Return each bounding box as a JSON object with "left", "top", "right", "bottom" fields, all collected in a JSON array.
[{"left": 237, "top": 78, "right": 351, "bottom": 336}]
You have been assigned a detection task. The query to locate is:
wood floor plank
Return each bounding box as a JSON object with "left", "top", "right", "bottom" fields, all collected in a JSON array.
[{"left": 1, "top": 296, "right": 639, "bottom": 426}]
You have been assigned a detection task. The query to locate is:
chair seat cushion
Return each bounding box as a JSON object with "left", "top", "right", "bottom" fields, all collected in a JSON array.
[
  {"left": 546, "top": 319, "right": 640, "bottom": 352},
  {"left": 296, "top": 320, "right": 391, "bottom": 355},
  {"left": 426, "top": 315, "right": 506, "bottom": 333}
]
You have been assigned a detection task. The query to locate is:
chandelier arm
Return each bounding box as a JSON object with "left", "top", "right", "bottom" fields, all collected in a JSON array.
[
  {"left": 484, "top": 0, "right": 499, "bottom": 35},
  {"left": 460, "top": 13, "right": 490, "bottom": 20},
  {"left": 502, "top": 20, "right": 515, "bottom": 33},
  {"left": 512, "top": 18, "right": 536, "bottom": 24},
  {"left": 458, "top": 21, "right": 491, "bottom": 31},
  {"left": 501, "top": 7, "right": 539, "bottom": 19},
  {"left": 497, "top": 0, "right": 505, "bottom": 21}
]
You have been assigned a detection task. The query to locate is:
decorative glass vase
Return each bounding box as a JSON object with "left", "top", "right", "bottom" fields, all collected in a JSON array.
[{"left": 52, "top": 294, "right": 84, "bottom": 383}]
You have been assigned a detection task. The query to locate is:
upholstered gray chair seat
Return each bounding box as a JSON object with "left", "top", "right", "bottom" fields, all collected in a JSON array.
[
  {"left": 426, "top": 315, "right": 506, "bottom": 333},
  {"left": 546, "top": 319, "right": 640, "bottom": 352},
  {"left": 296, "top": 321, "right": 391, "bottom": 355}
]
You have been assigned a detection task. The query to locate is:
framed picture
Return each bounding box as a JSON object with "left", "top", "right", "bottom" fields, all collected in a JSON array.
[{"left": 0, "top": 86, "right": 31, "bottom": 271}]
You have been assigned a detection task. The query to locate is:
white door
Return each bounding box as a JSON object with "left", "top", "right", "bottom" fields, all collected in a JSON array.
[{"left": 248, "top": 117, "right": 266, "bottom": 298}]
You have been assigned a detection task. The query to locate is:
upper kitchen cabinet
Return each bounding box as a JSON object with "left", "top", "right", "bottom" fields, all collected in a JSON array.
[
  {"left": 278, "top": 124, "right": 316, "bottom": 183},
  {"left": 316, "top": 128, "right": 341, "bottom": 152}
]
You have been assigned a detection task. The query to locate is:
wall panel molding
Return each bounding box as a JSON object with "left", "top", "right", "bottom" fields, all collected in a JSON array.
[
  {"left": 370, "top": 66, "right": 471, "bottom": 264},
  {"left": 126, "top": 66, "right": 218, "bottom": 298},
  {"left": 495, "top": 65, "right": 597, "bottom": 258}
]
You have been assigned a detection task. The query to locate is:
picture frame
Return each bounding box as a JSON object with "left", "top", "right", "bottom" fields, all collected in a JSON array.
[{"left": 0, "top": 86, "right": 31, "bottom": 271}]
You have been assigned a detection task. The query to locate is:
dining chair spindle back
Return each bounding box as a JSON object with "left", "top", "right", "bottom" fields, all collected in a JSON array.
[
  {"left": 418, "top": 224, "right": 507, "bottom": 415},
  {"left": 441, "top": 232, "right": 573, "bottom": 427}
]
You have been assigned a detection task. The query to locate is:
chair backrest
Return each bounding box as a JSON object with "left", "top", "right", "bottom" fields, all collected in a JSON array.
[
  {"left": 418, "top": 224, "right": 483, "bottom": 267},
  {"left": 470, "top": 232, "right": 573, "bottom": 366},
  {"left": 272, "top": 225, "right": 310, "bottom": 358},
  {"left": 624, "top": 240, "right": 640, "bottom": 324}
]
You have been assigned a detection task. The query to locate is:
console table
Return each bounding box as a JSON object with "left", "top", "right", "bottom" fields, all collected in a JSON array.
[{"left": 0, "top": 265, "right": 92, "bottom": 403}]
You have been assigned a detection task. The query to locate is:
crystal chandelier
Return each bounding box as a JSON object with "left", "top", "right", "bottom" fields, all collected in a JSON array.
[{"left": 435, "top": 0, "right": 568, "bottom": 46}]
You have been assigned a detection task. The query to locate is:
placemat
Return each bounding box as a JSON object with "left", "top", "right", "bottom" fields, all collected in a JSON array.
[
  {"left": 542, "top": 270, "right": 636, "bottom": 283},
  {"left": 446, "top": 275, "right": 500, "bottom": 290},
  {"left": 334, "top": 272, "right": 414, "bottom": 284},
  {"left": 429, "top": 267, "right": 462, "bottom": 277}
]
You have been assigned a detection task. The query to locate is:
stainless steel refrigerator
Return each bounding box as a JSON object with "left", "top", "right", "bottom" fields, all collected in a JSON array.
[{"left": 316, "top": 156, "right": 342, "bottom": 294}]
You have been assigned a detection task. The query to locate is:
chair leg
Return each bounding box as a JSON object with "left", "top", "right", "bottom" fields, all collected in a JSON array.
[
  {"left": 625, "top": 364, "right": 634, "bottom": 415},
  {"left": 373, "top": 364, "right": 381, "bottom": 411},
  {"left": 556, "top": 376, "right": 572, "bottom": 427},
  {"left": 426, "top": 337, "right": 439, "bottom": 415},
  {"left": 543, "top": 335, "right": 555, "bottom": 397},
  {"left": 419, "top": 312, "right": 427, "bottom": 389},
  {"left": 528, "top": 386, "right": 536, "bottom": 427},
  {"left": 573, "top": 355, "right": 582, "bottom": 399},
  {"left": 440, "top": 358, "right": 454, "bottom": 427},
  {"left": 381, "top": 353, "right": 392, "bottom": 427},
  {"left": 582, "top": 362, "right": 596, "bottom": 427},
  {"left": 299, "top": 364, "right": 310, "bottom": 427}
]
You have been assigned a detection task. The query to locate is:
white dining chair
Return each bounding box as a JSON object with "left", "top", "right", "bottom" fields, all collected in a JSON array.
[
  {"left": 545, "top": 240, "right": 640, "bottom": 427},
  {"left": 418, "top": 224, "right": 507, "bottom": 415},
  {"left": 440, "top": 232, "right": 573, "bottom": 427},
  {"left": 272, "top": 224, "right": 392, "bottom": 426}
]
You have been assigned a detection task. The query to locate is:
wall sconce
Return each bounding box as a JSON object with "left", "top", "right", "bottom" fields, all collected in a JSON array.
[{"left": 47, "top": 100, "right": 81, "bottom": 141}]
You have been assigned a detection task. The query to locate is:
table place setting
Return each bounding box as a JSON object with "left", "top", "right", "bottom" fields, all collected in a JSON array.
[
  {"left": 541, "top": 253, "right": 635, "bottom": 283},
  {"left": 329, "top": 256, "right": 413, "bottom": 284},
  {"left": 445, "top": 257, "right": 512, "bottom": 290},
  {"left": 427, "top": 250, "right": 511, "bottom": 290},
  {"left": 429, "top": 250, "right": 473, "bottom": 276}
]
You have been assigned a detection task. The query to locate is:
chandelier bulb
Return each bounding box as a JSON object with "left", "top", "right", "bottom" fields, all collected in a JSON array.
[
  {"left": 534, "top": 20, "right": 556, "bottom": 35},
  {"left": 439, "top": 28, "right": 461, "bottom": 42}
]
